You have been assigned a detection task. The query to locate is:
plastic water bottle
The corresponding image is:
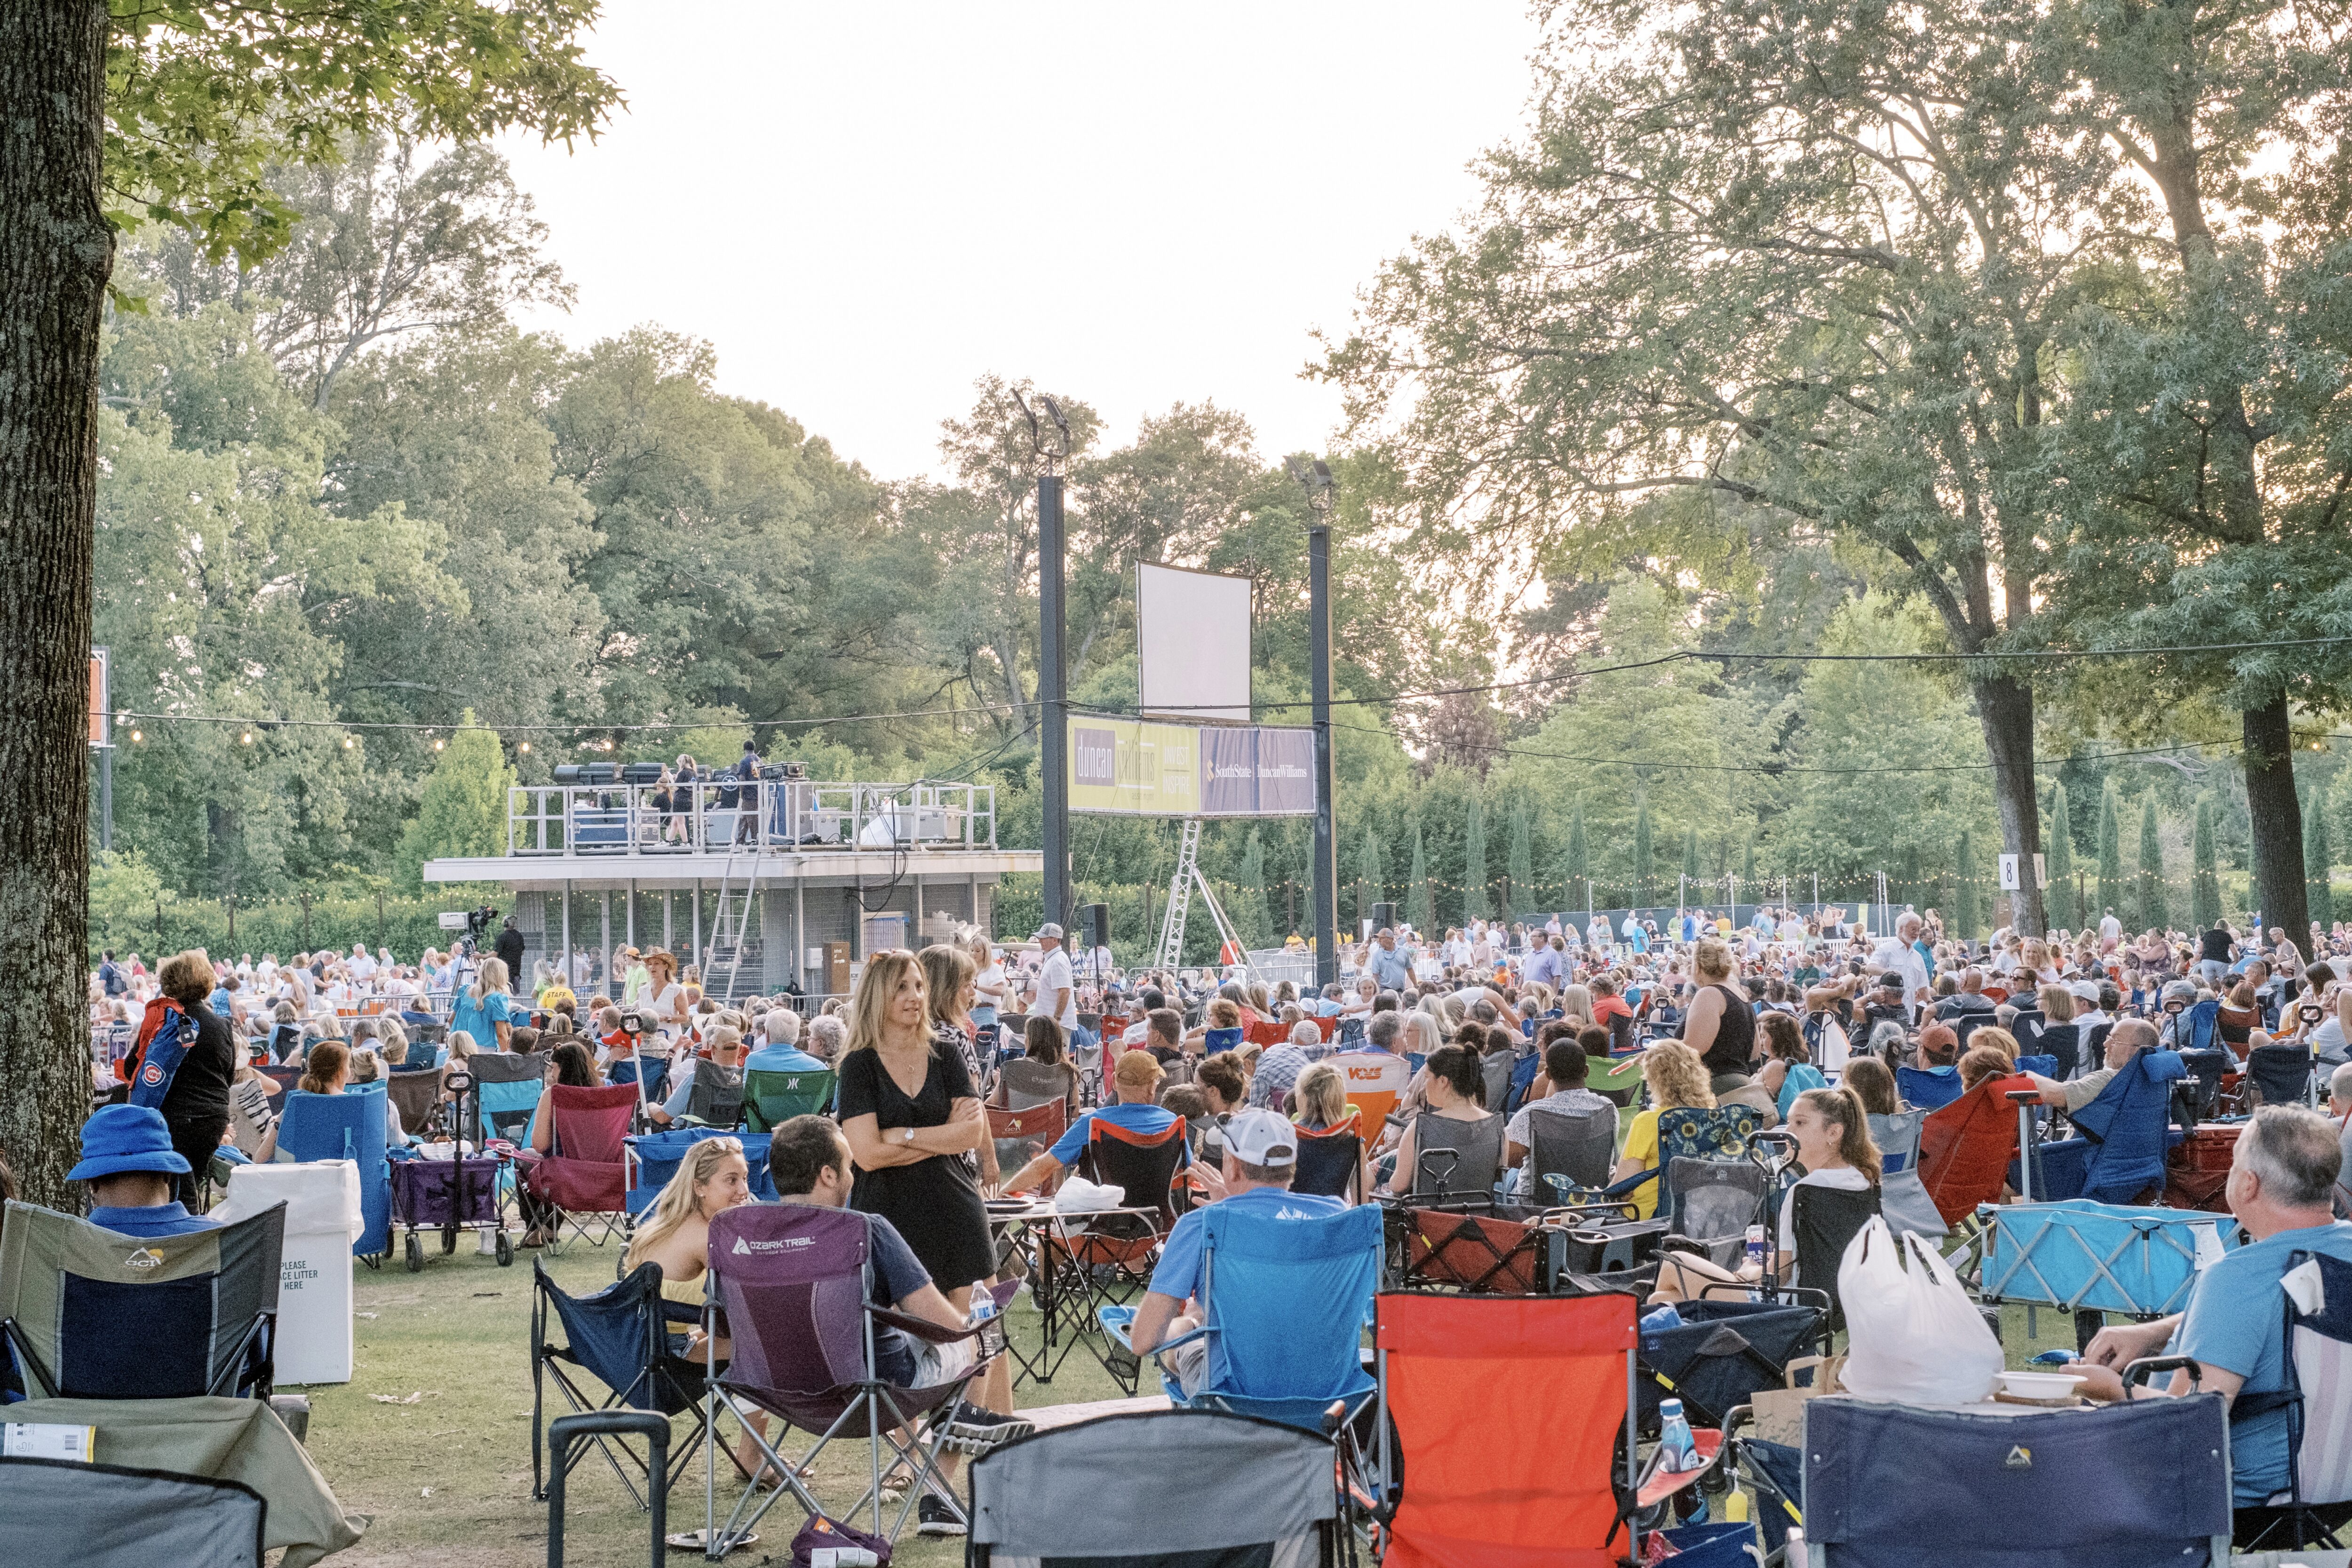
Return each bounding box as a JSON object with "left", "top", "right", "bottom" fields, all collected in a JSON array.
[
  {"left": 1657, "top": 1397, "right": 1700, "bottom": 1472},
  {"left": 969, "top": 1295, "right": 999, "bottom": 1328},
  {"left": 1745, "top": 1224, "right": 1769, "bottom": 1275}
]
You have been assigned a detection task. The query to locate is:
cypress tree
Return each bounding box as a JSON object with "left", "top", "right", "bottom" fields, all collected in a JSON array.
[
  {"left": 1506, "top": 799, "right": 1534, "bottom": 926},
  {"left": 1238, "top": 828, "right": 1276, "bottom": 949},
  {"left": 2136, "top": 794, "right": 2167, "bottom": 932},
  {"left": 1681, "top": 826, "right": 1700, "bottom": 893},
  {"left": 1743, "top": 832, "right": 1757, "bottom": 891},
  {"left": 1632, "top": 795, "right": 1654, "bottom": 909},
  {"left": 1955, "top": 827, "right": 1980, "bottom": 939},
  {"left": 1463, "top": 793, "right": 1490, "bottom": 922},
  {"left": 2307, "top": 785, "right": 2335, "bottom": 928},
  {"left": 2095, "top": 780, "right": 2124, "bottom": 925},
  {"left": 2045, "top": 782, "right": 2078, "bottom": 931},
  {"left": 1565, "top": 802, "right": 1589, "bottom": 913},
  {"left": 2191, "top": 796, "right": 2222, "bottom": 929},
  {"left": 1357, "top": 826, "right": 1386, "bottom": 928},
  {"left": 1406, "top": 826, "right": 1433, "bottom": 934}
]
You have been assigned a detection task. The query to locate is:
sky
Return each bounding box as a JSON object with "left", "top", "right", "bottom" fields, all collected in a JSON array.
[{"left": 494, "top": 2, "right": 1546, "bottom": 482}]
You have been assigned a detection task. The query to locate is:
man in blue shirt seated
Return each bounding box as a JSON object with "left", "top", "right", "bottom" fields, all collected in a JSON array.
[
  {"left": 743, "top": 1007, "right": 824, "bottom": 1074},
  {"left": 996, "top": 1050, "right": 1182, "bottom": 1194},
  {"left": 1127, "top": 1108, "right": 1345, "bottom": 1395},
  {"left": 74, "top": 1104, "right": 223, "bottom": 1238},
  {"left": 2077, "top": 1105, "right": 2352, "bottom": 1508}
]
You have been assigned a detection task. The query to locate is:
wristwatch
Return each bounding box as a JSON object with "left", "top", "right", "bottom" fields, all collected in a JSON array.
[{"left": 901, "top": 1127, "right": 915, "bottom": 1145}]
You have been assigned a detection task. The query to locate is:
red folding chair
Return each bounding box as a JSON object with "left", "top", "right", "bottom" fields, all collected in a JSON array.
[
  {"left": 516, "top": 1082, "right": 638, "bottom": 1250},
  {"left": 1917, "top": 1071, "right": 2039, "bottom": 1226},
  {"left": 1370, "top": 1291, "right": 1712, "bottom": 1567},
  {"left": 1049, "top": 1115, "right": 1188, "bottom": 1393}
]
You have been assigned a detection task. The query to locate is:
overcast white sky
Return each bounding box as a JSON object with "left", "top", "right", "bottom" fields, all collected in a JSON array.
[{"left": 493, "top": 2, "right": 1544, "bottom": 481}]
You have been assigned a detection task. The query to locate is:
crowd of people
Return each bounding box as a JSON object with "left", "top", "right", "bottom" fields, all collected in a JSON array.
[{"left": 42, "top": 895, "right": 2352, "bottom": 1537}]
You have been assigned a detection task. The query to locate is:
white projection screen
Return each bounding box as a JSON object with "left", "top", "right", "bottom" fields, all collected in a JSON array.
[{"left": 1136, "top": 562, "right": 1252, "bottom": 724}]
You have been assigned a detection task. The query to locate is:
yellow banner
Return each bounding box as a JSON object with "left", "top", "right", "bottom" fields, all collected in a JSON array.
[{"left": 1069, "top": 717, "right": 1200, "bottom": 816}]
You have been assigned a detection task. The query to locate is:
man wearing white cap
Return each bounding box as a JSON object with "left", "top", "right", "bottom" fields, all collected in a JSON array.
[
  {"left": 1033, "top": 922, "right": 1078, "bottom": 1035},
  {"left": 1125, "top": 1107, "right": 1345, "bottom": 1395}
]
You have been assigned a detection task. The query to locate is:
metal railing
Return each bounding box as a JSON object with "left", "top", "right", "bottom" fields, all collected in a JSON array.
[{"left": 505, "top": 779, "right": 997, "bottom": 857}]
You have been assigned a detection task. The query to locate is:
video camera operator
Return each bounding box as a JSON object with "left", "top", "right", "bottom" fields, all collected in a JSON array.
[{"left": 493, "top": 914, "right": 524, "bottom": 994}]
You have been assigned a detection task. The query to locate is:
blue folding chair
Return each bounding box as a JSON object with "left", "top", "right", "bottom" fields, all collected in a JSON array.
[
  {"left": 2187, "top": 998, "right": 2221, "bottom": 1054},
  {"left": 2039, "top": 1049, "right": 2187, "bottom": 1205},
  {"left": 276, "top": 1086, "right": 392, "bottom": 1259},
  {"left": 1099, "top": 1202, "right": 1380, "bottom": 1432},
  {"left": 622, "top": 1128, "right": 774, "bottom": 1216},
  {"left": 1896, "top": 1064, "right": 1965, "bottom": 1111}
]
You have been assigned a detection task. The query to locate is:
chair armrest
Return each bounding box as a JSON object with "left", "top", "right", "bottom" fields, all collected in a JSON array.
[{"left": 2125, "top": 1354, "right": 2203, "bottom": 1391}]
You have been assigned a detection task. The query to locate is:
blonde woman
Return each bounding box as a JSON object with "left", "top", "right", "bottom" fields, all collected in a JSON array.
[
  {"left": 450, "top": 957, "right": 516, "bottom": 1053},
  {"left": 1291, "top": 1062, "right": 1351, "bottom": 1131},
  {"left": 1557, "top": 984, "right": 1596, "bottom": 1031},
  {"left": 1608, "top": 1042, "right": 1716, "bottom": 1221},
  {"left": 620, "top": 1137, "right": 764, "bottom": 1468},
  {"left": 834, "top": 953, "right": 993, "bottom": 1298}
]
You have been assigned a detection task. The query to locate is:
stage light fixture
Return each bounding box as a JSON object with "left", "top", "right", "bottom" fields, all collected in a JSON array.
[
  {"left": 518, "top": 740, "right": 531, "bottom": 754},
  {"left": 434, "top": 738, "right": 446, "bottom": 751},
  {"left": 240, "top": 731, "right": 253, "bottom": 745},
  {"left": 130, "top": 729, "right": 143, "bottom": 743}
]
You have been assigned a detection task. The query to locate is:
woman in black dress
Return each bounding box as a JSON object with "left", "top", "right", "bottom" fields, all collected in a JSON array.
[{"left": 834, "top": 951, "right": 1020, "bottom": 1496}]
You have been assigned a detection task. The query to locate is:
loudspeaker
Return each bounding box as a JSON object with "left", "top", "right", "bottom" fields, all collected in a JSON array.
[
  {"left": 1370, "top": 902, "right": 1398, "bottom": 931},
  {"left": 620, "top": 762, "right": 664, "bottom": 785},
  {"left": 1079, "top": 902, "right": 1110, "bottom": 949}
]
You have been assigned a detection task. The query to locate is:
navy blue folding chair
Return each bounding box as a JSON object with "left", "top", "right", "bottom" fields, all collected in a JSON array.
[{"left": 2039, "top": 1049, "right": 2186, "bottom": 1205}]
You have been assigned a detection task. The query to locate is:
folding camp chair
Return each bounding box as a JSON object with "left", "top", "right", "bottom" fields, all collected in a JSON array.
[
  {"left": 1370, "top": 1290, "right": 1704, "bottom": 1567},
  {"left": 1048, "top": 1116, "right": 1188, "bottom": 1391},
  {"left": 275, "top": 1087, "right": 392, "bottom": 1260},
  {"left": 1293, "top": 1114, "right": 1366, "bottom": 1202},
  {"left": 384, "top": 1067, "right": 444, "bottom": 1138},
  {"left": 466, "top": 1050, "right": 550, "bottom": 1146},
  {"left": 698, "top": 1203, "right": 1011, "bottom": 1549},
  {"left": 1403, "top": 1111, "right": 1506, "bottom": 1209},
  {"left": 1101, "top": 1202, "right": 1381, "bottom": 1430},
  {"left": 985, "top": 1100, "right": 1068, "bottom": 1187},
  {"left": 2039, "top": 1048, "right": 2187, "bottom": 1205},
  {"left": 531, "top": 1258, "right": 710, "bottom": 1508},
  {"left": 623, "top": 1128, "right": 775, "bottom": 1218},
  {"left": 1664, "top": 1156, "right": 1769, "bottom": 1266},
  {"left": 1328, "top": 1049, "right": 1410, "bottom": 1130},
  {"left": 1787, "top": 1183, "right": 1881, "bottom": 1330},
  {"left": 969, "top": 1409, "right": 1349, "bottom": 1568},
  {"left": 0, "top": 1198, "right": 283, "bottom": 1401},
  {"left": 2249, "top": 1043, "right": 2318, "bottom": 1108},
  {"left": 2178, "top": 1048, "right": 2235, "bottom": 1121},
  {"left": 1798, "top": 1390, "right": 2233, "bottom": 1565},
  {"left": 1591, "top": 1052, "right": 1647, "bottom": 1108},
  {"left": 517, "top": 1082, "right": 638, "bottom": 1251},
  {"left": 2234, "top": 1249, "right": 2352, "bottom": 1549},
  {"left": 1917, "top": 1071, "right": 2038, "bottom": 1227},
  {"left": 0, "top": 1455, "right": 266, "bottom": 1567},
  {"left": 1867, "top": 1107, "right": 1947, "bottom": 1239},
  {"left": 1526, "top": 1103, "right": 1618, "bottom": 1194},
  {"left": 1203, "top": 1025, "right": 1246, "bottom": 1055},
  {"left": 993, "top": 1056, "right": 1077, "bottom": 1113},
  {"left": 1896, "top": 1063, "right": 1965, "bottom": 1111},
  {"left": 739, "top": 1067, "right": 834, "bottom": 1131}
]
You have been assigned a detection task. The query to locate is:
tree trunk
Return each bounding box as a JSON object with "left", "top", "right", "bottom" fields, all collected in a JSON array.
[
  {"left": 2241, "top": 698, "right": 2309, "bottom": 947},
  {"left": 1972, "top": 672, "right": 2046, "bottom": 939},
  {"left": 0, "top": 2, "right": 111, "bottom": 1206}
]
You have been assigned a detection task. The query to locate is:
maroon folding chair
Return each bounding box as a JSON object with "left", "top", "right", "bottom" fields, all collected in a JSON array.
[
  {"left": 516, "top": 1082, "right": 638, "bottom": 1251},
  {"left": 699, "top": 1203, "right": 1013, "bottom": 1550}
]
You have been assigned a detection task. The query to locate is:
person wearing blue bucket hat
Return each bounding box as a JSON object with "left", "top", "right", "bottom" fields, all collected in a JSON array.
[{"left": 71, "top": 1104, "right": 221, "bottom": 1239}]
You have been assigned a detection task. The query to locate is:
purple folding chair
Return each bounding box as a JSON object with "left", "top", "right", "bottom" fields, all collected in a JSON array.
[{"left": 699, "top": 1203, "right": 1013, "bottom": 1551}]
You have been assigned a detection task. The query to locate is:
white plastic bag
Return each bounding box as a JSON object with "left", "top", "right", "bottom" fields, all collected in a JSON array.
[{"left": 1836, "top": 1216, "right": 2003, "bottom": 1404}]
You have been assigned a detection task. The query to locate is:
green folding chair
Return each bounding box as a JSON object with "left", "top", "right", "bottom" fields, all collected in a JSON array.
[{"left": 742, "top": 1068, "right": 836, "bottom": 1131}]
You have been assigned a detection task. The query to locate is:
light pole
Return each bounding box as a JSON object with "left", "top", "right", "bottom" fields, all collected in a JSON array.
[
  {"left": 1289, "top": 457, "right": 1339, "bottom": 988},
  {"left": 1016, "top": 390, "right": 1073, "bottom": 938}
]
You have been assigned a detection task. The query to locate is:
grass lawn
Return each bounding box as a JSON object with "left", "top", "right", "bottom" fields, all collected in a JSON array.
[{"left": 301, "top": 1236, "right": 1130, "bottom": 1568}]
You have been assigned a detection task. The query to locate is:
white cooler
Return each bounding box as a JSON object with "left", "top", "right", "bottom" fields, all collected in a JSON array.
[{"left": 214, "top": 1160, "right": 365, "bottom": 1386}]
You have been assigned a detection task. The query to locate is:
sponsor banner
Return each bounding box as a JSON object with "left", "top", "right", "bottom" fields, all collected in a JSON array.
[{"left": 1069, "top": 715, "right": 1312, "bottom": 818}]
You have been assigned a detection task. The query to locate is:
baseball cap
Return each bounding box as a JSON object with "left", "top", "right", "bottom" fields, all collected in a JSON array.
[
  {"left": 2068, "top": 979, "right": 2101, "bottom": 1003},
  {"left": 1918, "top": 1022, "right": 1959, "bottom": 1063},
  {"left": 1034, "top": 922, "right": 1065, "bottom": 940},
  {"left": 68, "top": 1103, "right": 192, "bottom": 1182},
  {"left": 1221, "top": 1107, "right": 1298, "bottom": 1168},
  {"left": 1112, "top": 1049, "right": 1164, "bottom": 1089}
]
